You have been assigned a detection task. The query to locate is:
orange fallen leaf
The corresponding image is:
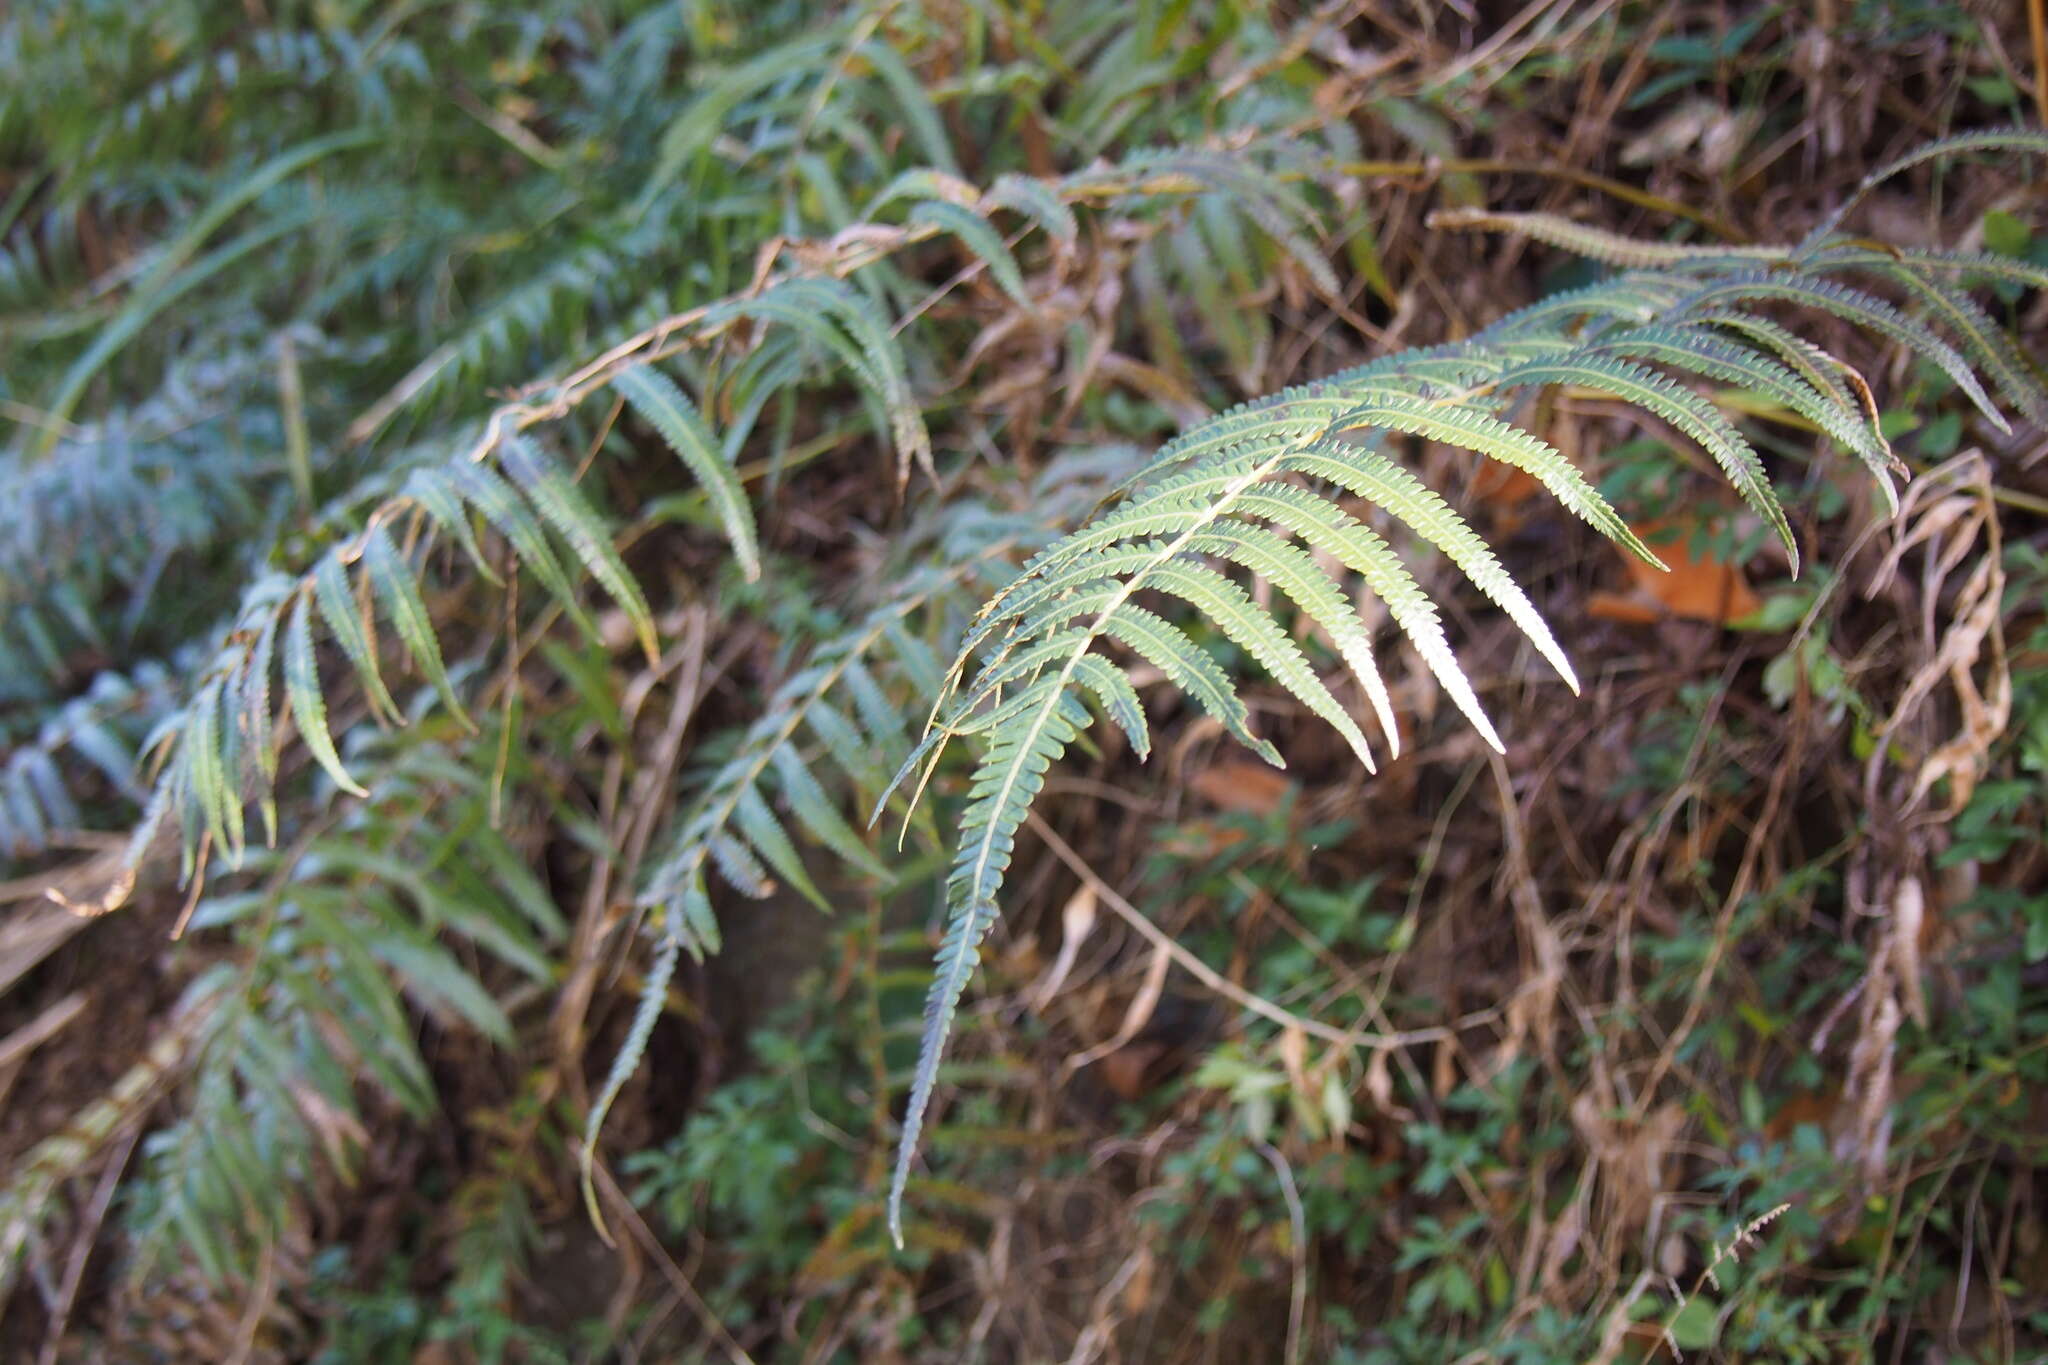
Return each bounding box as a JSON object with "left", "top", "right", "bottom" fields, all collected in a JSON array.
[
  {"left": 1472, "top": 463, "right": 1543, "bottom": 536},
  {"left": 1765, "top": 1089, "right": 1840, "bottom": 1142},
  {"left": 1158, "top": 819, "right": 1251, "bottom": 859},
  {"left": 1101, "top": 1041, "right": 1172, "bottom": 1100},
  {"left": 1588, "top": 520, "right": 1761, "bottom": 626},
  {"left": 1584, "top": 591, "right": 1666, "bottom": 626},
  {"left": 1188, "top": 760, "right": 1294, "bottom": 816},
  {"left": 1473, "top": 462, "right": 1542, "bottom": 508}
]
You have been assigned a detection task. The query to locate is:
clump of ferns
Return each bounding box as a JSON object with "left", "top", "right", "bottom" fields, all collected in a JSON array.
[
  {"left": 38, "top": 147, "right": 1319, "bottom": 904},
  {"left": 0, "top": 658, "right": 175, "bottom": 861},
  {"left": 123, "top": 716, "right": 564, "bottom": 1286},
  {"left": 0, "top": 331, "right": 365, "bottom": 699},
  {"left": 40, "top": 131, "right": 2047, "bottom": 1265}
]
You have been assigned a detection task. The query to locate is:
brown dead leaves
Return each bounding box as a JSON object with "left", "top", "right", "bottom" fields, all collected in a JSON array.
[
  {"left": 1587, "top": 519, "right": 1762, "bottom": 627},
  {"left": 1864, "top": 453, "right": 2010, "bottom": 817}
]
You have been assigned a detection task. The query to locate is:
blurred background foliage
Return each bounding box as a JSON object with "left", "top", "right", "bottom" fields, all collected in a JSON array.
[{"left": 0, "top": 0, "right": 2044, "bottom": 1360}]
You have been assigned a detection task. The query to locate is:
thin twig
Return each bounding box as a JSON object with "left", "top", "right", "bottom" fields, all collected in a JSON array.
[
  {"left": 33, "top": 1124, "right": 142, "bottom": 1365},
  {"left": 1254, "top": 1140, "right": 1309, "bottom": 1365},
  {"left": 588, "top": 1154, "right": 756, "bottom": 1365},
  {"left": 1029, "top": 813, "right": 1465, "bottom": 1051}
]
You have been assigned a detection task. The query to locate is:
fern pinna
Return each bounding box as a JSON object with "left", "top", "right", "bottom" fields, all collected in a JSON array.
[{"left": 880, "top": 131, "right": 2048, "bottom": 1242}]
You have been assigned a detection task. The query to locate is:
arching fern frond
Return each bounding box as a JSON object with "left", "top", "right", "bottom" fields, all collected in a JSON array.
[
  {"left": 907, "top": 200, "right": 1033, "bottom": 310},
  {"left": 884, "top": 184, "right": 2047, "bottom": 1243},
  {"left": 98, "top": 421, "right": 706, "bottom": 900},
  {"left": 704, "top": 276, "right": 933, "bottom": 488},
  {"left": 1798, "top": 126, "right": 2048, "bottom": 250}
]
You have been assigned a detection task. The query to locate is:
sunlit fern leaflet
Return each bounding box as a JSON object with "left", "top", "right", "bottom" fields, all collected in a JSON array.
[{"left": 880, "top": 130, "right": 2048, "bottom": 1243}]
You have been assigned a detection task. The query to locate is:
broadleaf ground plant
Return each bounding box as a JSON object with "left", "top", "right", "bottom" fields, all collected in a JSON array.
[{"left": 1, "top": 2, "right": 2045, "bottom": 1358}]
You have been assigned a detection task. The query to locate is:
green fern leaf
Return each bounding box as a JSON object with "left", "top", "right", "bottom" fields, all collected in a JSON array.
[
  {"left": 708, "top": 279, "right": 932, "bottom": 486},
  {"left": 498, "top": 437, "right": 659, "bottom": 665},
  {"left": 312, "top": 550, "right": 401, "bottom": 723},
  {"left": 707, "top": 830, "right": 774, "bottom": 898},
  {"left": 283, "top": 591, "right": 366, "bottom": 797},
  {"left": 768, "top": 745, "right": 890, "bottom": 879},
  {"left": 909, "top": 200, "right": 1032, "bottom": 309},
  {"left": 580, "top": 933, "right": 680, "bottom": 1231},
  {"left": 1588, "top": 324, "right": 1901, "bottom": 504},
  {"left": 1494, "top": 356, "right": 1797, "bottom": 569},
  {"left": 1069, "top": 655, "right": 1151, "bottom": 758},
  {"left": 1178, "top": 525, "right": 1384, "bottom": 764},
  {"left": 1679, "top": 274, "right": 2005, "bottom": 432},
  {"left": 1802, "top": 126, "right": 2048, "bottom": 247},
  {"left": 890, "top": 677, "right": 1089, "bottom": 1247},
  {"left": 403, "top": 466, "right": 502, "bottom": 585},
  {"left": 1870, "top": 266, "right": 2048, "bottom": 426},
  {"left": 241, "top": 597, "right": 282, "bottom": 788},
  {"left": 732, "top": 783, "right": 827, "bottom": 910},
  {"left": 1335, "top": 395, "right": 1658, "bottom": 565},
  {"left": 864, "top": 167, "right": 982, "bottom": 218},
  {"left": 442, "top": 458, "right": 599, "bottom": 643},
  {"left": 1429, "top": 206, "right": 1790, "bottom": 271},
  {"left": 612, "top": 364, "right": 762, "bottom": 581},
  {"left": 181, "top": 680, "right": 238, "bottom": 862},
  {"left": 986, "top": 173, "right": 1078, "bottom": 244},
  {"left": 362, "top": 524, "right": 471, "bottom": 728}
]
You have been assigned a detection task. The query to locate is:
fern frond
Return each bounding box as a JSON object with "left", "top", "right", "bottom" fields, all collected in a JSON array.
[
  {"left": 440, "top": 458, "right": 601, "bottom": 643},
  {"left": 612, "top": 364, "right": 762, "bottom": 581},
  {"left": 1146, "top": 151, "right": 1339, "bottom": 296},
  {"left": 1098, "top": 605, "right": 1279, "bottom": 765},
  {"left": 498, "top": 437, "right": 659, "bottom": 665},
  {"left": 580, "top": 932, "right": 681, "bottom": 1232},
  {"left": 889, "top": 190, "right": 2042, "bottom": 1241},
  {"left": 1801, "top": 126, "right": 2048, "bottom": 249},
  {"left": 891, "top": 672, "right": 1086, "bottom": 1247},
  {"left": 312, "top": 552, "right": 400, "bottom": 725},
  {"left": 363, "top": 525, "right": 470, "bottom": 729},
  {"left": 1695, "top": 311, "right": 1894, "bottom": 465},
  {"left": 125, "top": 743, "right": 562, "bottom": 1285},
  {"left": 582, "top": 577, "right": 955, "bottom": 1209},
  {"left": 1585, "top": 323, "right": 1902, "bottom": 510},
  {"left": 1862, "top": 266, "right": 2048, "bottom": 427},
  {"left": 908, "top": 200, "right": 1033, "bottom": 309},
  {"left": 865, "top": 167, "right": 983, "bottom": 218},
  {"left": 284, "top": 590, "right": 366, "bottom": 798},
  {"left": 1429, "top": 207, "right": 1787, "bottom": 270},
  {"left": 1335, "top": 395, "right": 1658, "bottom": 562},
  {"left": 706, "top": 277, "right": 933, "bottom": 487},
  {"left": 402, "top": 466, "right": 503, "bottom": 585},
  {"left": 985, "top": 173, "right": 1079, "bottom": 246},
  {"left": 1675, "top": 273, "right": 2005, "bottom": 430}
]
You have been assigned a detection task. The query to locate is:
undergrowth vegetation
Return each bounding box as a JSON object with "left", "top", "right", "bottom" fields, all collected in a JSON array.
[{"left": 2, "top": 1, "right": 2045, "bottom": 1360}]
